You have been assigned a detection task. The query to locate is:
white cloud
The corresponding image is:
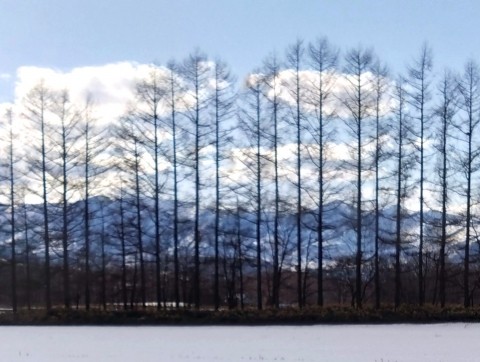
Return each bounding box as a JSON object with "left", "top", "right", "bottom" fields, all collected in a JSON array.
[
  {"left": 0, "top": 73, "right": 11, "bottom": 80},
  {"left": 248, "top": 68, "right": 394, "bottom": 120},
  {"left": 5, "top": 61, "right": 399, "bottom": 208},
  {"left": 14, "top": 62, "right": 162, "bottom": 124}
]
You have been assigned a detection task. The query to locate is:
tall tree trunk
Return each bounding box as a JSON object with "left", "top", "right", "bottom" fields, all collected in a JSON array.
[
  {"left": 101, "top": 205, "right": 107, "bottom": 310},
  {"left": 119, "top": 186, "right": 128, "bottom": 310},
  {"left": 308, "top": 38, "right": 338, "bottom": 307},
  {"left": 134, "top": 138, "right": 146, "bottom": 309},
  {"left": 255, "top": 84, "right": 263, "bottom": 310},
  {"left": 286, "top": 41, "right": 304, "bottom": 309},
  {"left": 84, "top": 119, "right": 91, "bottom": 311},
  {"left": 24, "top": 204, "right": 32, "bottom": 311},
  {"left": 214, "top": 67, "right": 221, "bottom": 311},
  {"left": 273, "top": 73, "right": 280, "bottom": 309},
  {"left": 372, "top": 62, "right": 388, "bottom": 309},
  {"left": 343, "top": 47, "right": 374, "bottom": 309},
  {"left": 154, "top": 105, "right": 162, "bottom": 311},
  {"left": 7, "top": 109, "right": 17, "bottom": 313},
  {"left": 394, "top": 81, "right": 406, "bottom": 309},
  {"left": 39, "top": 91, "right": 52, "bottom": 311},
  {"left": 59, "top": 94, "right": 71, "bottom": 310},
  {"left": 408, "top": 45, "right": 432, "bottom": 306},
  {"left": 167, "top": 65, "right": 181, "bottom": 309},
  {"left": 438, "top": 72, "right": 455, "bottom": 308},
  {"left": 458, "top": 61, "right": 479, "bottom": 308}
]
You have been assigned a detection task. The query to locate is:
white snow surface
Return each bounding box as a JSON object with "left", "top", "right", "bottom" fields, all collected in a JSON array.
[{"left": 1, "top": 323, "right": 479, "bottom": 361}]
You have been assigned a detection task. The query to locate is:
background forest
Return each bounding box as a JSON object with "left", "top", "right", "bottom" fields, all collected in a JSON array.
[{"left": 1, "top": 37, "right": 479, "bottom": 313}]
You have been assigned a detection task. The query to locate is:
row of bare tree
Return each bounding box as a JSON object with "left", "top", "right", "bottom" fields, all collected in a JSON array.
[{"left": 1, "top": 38, "right": 480, "bottom": 312}]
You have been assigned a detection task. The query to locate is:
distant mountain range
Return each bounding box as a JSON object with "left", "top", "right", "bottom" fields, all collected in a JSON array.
[{"left": 0, "top": 195, "right": 470, "bottom": 268}]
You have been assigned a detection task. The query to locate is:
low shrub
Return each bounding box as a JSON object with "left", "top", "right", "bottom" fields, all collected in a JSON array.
[{"left": 0, "top": 305, "right": 479, "bottom": 325}]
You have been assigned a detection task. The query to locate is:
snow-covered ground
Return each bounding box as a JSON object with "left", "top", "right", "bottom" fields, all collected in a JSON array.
[{"left": 0, "top": 323, "right": 478, "bottom": 361}]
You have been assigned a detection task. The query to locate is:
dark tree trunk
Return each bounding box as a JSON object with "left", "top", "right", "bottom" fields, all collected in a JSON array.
[
  {"left": 119, "top": 187, "right": 128, "bottom": 310},
  {"left": 134, "top": 138, "right": 146, "bottom": 310},
  {"left": 408, "top": 44, "right": 432, "bottom": 306},
  {"left": 7, "top": 110, "right": 17, "bottom": 313}
]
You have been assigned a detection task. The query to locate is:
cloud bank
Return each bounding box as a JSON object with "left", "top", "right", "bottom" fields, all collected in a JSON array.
[{"left": 13, "top": 62, "right": 159, "bottom": 123}]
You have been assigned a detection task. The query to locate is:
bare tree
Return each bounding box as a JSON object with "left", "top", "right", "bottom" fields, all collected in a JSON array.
[
  {"left": 307, "top": 37, "right": 339, "bottom": 306},
  {"left": 181, "top": 50, "right": 212, "bottom": 309},
  {"left": 50, "top": 89, "right": 81, "bottom": 309},
  {"left": 134, "top": 65, "right": 167, "bottom": 309},
  {"left": 1, "top": 108, "right": 19, "bottom": 312},
  {"left": 371, "top": 60, "right": 390, "bottom": 308},
  {"left": 456, "top": 60, "right": 480, "bottom": 307},
  {"left": 394, "top": 80, "right": 406, "bottom": 309},
  {"left": 262, "top": 53, "right": 284, "bottom": 308},
  {"left": 407, "top": 44, "right": 433, "bottom": 305},
  {"left": 115, "top": 114, "right": 148, "bottom": 309},
  {"left": 285, "top": 39, "right": 306, "bottom": 308},
  {"left": 80, "top": 99, "right": 107, "bottom": 310},
  {"left": 211, "top": 59, "right": 236, "bottom": 310},
  {"left": 164, "top": 61, "right": 183, "bottom": 308},
  {"left": 342, "top": 46, "right": 374, "bottom": 309},
  {"left": 238, "top": 71, "right": 267, "bottom": 310},
  {"left": 22, "top": 81, "right": 53, "bottom": 311},
  {"left": 434, "top": 70, "right": 457, "bottom": 307},
  {"left": 118, "top": 182, "right": 128, "bottom": 310}
]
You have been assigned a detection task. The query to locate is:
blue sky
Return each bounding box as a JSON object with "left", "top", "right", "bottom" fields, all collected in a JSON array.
[{"left": 0, "top": 0, "right": 479, "bottom": 102}]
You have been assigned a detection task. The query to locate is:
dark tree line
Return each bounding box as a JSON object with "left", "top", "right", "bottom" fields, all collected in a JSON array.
[{"left": 2, "top": 38, "right": 480, "bottom": 312}]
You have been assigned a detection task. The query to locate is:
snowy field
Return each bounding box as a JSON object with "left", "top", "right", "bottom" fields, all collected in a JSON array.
[{"left": 1, "top": 323, "right": 479, "bottom": 361}]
